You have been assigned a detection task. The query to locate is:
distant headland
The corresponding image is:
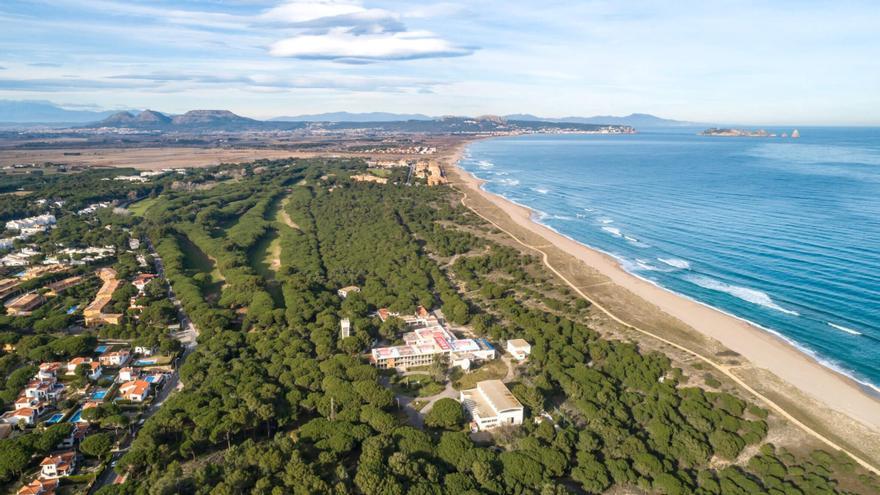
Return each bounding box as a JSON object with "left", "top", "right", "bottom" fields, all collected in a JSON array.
[{"left": 700, "top": 127, "right": 800, "bottom": 138}]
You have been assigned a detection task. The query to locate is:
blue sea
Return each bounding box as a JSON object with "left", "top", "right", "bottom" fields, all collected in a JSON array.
[{"left": 459, "top": 128, "right": 880, "bottom": 392}]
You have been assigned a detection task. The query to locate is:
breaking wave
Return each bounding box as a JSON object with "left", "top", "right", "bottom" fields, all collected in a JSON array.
[
  {"left": 601, "top": 226, "right": 622, "bottom": 237},
  {"left": 685, "top": 275, "right": 800, "bottom": 316},
  {"left": 658, "top": 258, "right": 691, "bottom": 270},
  {"left": 828, "top": 322, "right": 862, "bottom": 336}
]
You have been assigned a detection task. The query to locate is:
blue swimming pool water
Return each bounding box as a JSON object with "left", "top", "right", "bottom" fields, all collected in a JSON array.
[
  {"left": 66, "top": 305, "right": 78, "bottom": 315},
  {"left": 95, "top": 345, "right": 109, "bottom": 353},
  {"left": 145, "top": 375, "right": 158, "bottom": 383},
  {"left": 134, "top": 359, "right": 156, "bottom": 366},
  {"left": 68, "top": 409, "right": 84, "bottom": 423},
  {"left": 46, "top": 413, "right": 64, "bottom": 424},
  {"left": 91, "top": 390, "right": 107, "bottom": 400}
]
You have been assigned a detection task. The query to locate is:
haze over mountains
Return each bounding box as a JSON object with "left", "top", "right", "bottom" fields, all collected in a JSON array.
[
  {"left": 0, "top": 100, "right": 693, "bottom": 128},
  {"left": 0, "top": 100, "right": 118, "bottom": 123}
]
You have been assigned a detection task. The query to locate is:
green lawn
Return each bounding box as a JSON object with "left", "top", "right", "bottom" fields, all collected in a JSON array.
[
  {"left": 128, "top": 196, "right": 161, "bottom": 217},
  {"left": 453, "top": 359, "right": 509, "bottom": 390},
  {"left": 390, "top": 373, "right": 445, "bottom": 397},
  {"left": 176, "top": 233, "right": 224, "bottom": 298}
]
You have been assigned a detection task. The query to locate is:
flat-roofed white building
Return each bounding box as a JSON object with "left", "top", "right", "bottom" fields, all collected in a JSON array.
[
  {"left": 460, "top": 379, "right": 524, "bottom": 431},
  {"left": 340, "top": 318, "right": 351, "bottom": 339},
  {"left": 506, "top": 339, "right": 531, "bottom": 361},
  {"left": 337, "top": 286, "right": 360, "bottom": 298},
  {"left": 370, "top": 321, "right": 495, "bottom": 371}
]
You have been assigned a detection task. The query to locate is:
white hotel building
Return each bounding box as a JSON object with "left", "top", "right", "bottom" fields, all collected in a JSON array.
[{"left": 370, "top": 316, "right": 495, "bottom": 371}]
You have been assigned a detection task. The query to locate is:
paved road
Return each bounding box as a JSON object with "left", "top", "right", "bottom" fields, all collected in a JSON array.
[{"left": 89, "top": 240, "right": 199, "bottom": 494}]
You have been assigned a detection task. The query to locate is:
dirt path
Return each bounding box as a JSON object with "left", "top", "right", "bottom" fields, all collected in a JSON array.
[{"left": 455, "top": 185, "right": 880, "bottom": 476}]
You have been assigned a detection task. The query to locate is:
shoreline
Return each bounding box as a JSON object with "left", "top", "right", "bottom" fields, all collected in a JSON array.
[
  {"left": 525, "top": 209, "right": 880, "bottom": 399},
  {"left": 444, "top": 140, "right": 880, "bottom": 436}
]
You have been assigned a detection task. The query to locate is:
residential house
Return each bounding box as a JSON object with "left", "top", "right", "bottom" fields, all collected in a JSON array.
[
  {"left": 16, "top": 478, "right": 58, "bottom": 495},
  {"left": 58, "top": 423, "right": 87, "bottom": 449},
  {"left": 119, "top": 380, "right": 150, "bottom": 402},
  {"left": 83, "top": 268, "right": 123, "bottom": 326},
  {"left": 133, "top": 345, "right": 154, "bottom": 356},
  {"left": 6, "top": 292, "right": 46, "bottom": 316},
  {"left": 99, "top": 350, "right": 130, "bottom": 367},
  {"left": 337, "top": 285, "right": 360, "bottom": 298},
  {"left": 376, "top": 308, "right": 400, "bottom": 322},
  {"left": 14, "top": 397, "right": 47, "bottom": 415},
  {"left": 0, "top": 278, "right": 21, "bottom": 299},
  {"left": 39, "top": 451, "right": 76, "bottom": 479},
  {"left": 66, "top": 357, "right": 91, "bottom": 374},
  {"left": 118, "top": 367, "right": 138, "bottom": 382},
  {"left": 131, "top": 273, "right": 156, "bottom": 292},
  {"left": 5, "top": 214, "right": 56, "bottom": 232},
  {"left": 459, "top": 380, "right": 524, "bottom": 431},
  {"left": 37, "top": 362, "right": 62, "bottom": 380},
  {"left": 45, "top": 276, "right": 83, "bottom": 297},
  {"left": 1, "top": 407, "right": 37, "bottom": 426},
  {"left": 65, "top": 358, "right": 102, "bottom": 380}
]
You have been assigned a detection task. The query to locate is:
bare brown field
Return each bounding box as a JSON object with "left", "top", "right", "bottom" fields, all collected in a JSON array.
[{"left": 0, "top": 147, "right": 327, "bottom": 170}]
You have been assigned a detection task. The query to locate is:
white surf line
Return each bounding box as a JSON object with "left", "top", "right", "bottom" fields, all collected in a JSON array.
[{"left": 453, "top": 180, "right": 880, "bottom": 476}]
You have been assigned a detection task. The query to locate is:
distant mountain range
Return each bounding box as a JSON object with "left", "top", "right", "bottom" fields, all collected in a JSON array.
[
  {"left": 0, "top": 100, "right": 118, "bottom": 123},
  {"left": 0, "top": 100, "right": 691, "bottom": 132},
  {"left": 83, "top": 110, "right": 635, "bottom": 134},
  {"left": 271, "top": 111, "right": 693, "bottom": 127},
  {"left": 503, "top": 113, "right": 695, "bottom": 127}
]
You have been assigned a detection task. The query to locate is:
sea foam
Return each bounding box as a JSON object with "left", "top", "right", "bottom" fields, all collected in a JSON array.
[
  {"left": 658, "top": 258, "right": 691, "bottom": 270},
  {"left": 685, "top": 275, "right": 800, "bottom": 316},
  {"left": 601, "top": 226, "right": 622, "bottom": 237},
  {"left": 828, "top": 322, "right": 862, "bottom": 336}
]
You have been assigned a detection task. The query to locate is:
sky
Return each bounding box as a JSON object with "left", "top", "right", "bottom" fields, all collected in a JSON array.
[{"left": 1, "top": 0, "right": 879, "bottom": 124}]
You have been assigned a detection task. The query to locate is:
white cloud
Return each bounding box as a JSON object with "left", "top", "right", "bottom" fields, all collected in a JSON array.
[
  {"left": 269, "top": 27, "right": 470, "bottom": 61},
  {"left": 262, "top": 0, "right": 472, "bottom": 62}
]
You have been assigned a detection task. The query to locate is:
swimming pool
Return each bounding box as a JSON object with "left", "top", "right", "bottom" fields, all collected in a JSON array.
[
  {"left": 66, "top": 305, "right": 78, "bottom": 315},
  {"left": 68, "top": 409, "right": 84, "bottom": 423},
  {"left": 145, "top": 375, "right": 163, "bottom": 383},
  {"left": 134, "top": 359, "right": 156, "bottom": 366},
  {"left": 91, "top": 390, "right": 107, "bottom": 400},
  {"left": 95, "top": 345, "right": 109, "bottom": 353},
  {"left": 46, "top": 413, "right": 64, "bottom": 424}
]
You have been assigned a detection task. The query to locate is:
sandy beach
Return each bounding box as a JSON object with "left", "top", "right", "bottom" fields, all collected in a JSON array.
[{"left": 443, "top": 140, "right": 880, "bottom": 470}]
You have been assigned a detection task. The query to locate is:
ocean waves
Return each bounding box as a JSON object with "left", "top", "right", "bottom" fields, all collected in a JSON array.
[
  {"left": 658, "top": 258, "right": 691, "bottom": 269},
  {"left": 684, "top": 275, "right": 800, "bottom": 316},
  {"left": 828, "top": 322, "right": 862, "bottom": 336},
  {"left": 462, "top": 130, "right": 880, "bottom": 389}
]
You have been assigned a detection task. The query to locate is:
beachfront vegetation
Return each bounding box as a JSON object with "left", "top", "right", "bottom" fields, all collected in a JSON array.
[{"left": 11, "top": 157, "right": 866, "bottom": 495}]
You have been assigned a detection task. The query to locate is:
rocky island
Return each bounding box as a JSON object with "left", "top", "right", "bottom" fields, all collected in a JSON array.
[{"left": 700, "top": 127, "right": 775, "bottom": 137}]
